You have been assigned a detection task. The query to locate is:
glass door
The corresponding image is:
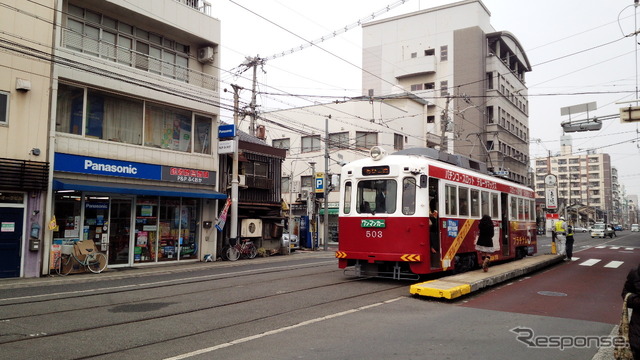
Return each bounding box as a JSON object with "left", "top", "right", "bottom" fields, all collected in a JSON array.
[
  {"left": 135, "top": 196, "right": 158, "bottom": 263},
  {"left": 108, "top": 198, "right": 133, "bottom": 265},
  {"left": 83, "top": 195, "right": 110, "bottom": 252}
]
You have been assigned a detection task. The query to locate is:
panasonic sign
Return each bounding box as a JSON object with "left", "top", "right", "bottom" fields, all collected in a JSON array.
[{"left": 84, "top": 160, "right": 138, "bottom": 175}]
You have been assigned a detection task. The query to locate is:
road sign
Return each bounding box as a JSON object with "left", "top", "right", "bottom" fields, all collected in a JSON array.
[
  {"left": 315, "top": 172, "right": 324, "bottom": 193},
  {"left": 620, "top": 106, "right": 640, "bottom": 123}
]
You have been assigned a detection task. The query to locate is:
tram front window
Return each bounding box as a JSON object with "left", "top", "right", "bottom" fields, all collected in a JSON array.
[{"left": 357, "top": 179, "right": 397, "bottom": 214}]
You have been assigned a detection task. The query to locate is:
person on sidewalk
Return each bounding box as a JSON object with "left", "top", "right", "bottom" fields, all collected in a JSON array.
[
  {"left": 565, "top": 222, "right": 574, "bottom": 261},
  {"left": 554, "top": 216, "right": 567, "bottom": 257},
  {"left": 476, "top": 215, "right": 495, "bottom": 272},
  {"left": 621, "top": 265, "right": 640, "bottom": 358}
]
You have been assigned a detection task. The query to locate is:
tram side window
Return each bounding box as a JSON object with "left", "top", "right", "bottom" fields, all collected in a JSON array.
[
  {"left": 491, "top": 193, "right": 499, "bottom": 219},
  {"left": 402, "top": 177, "right": 416, "bottom": 215},
  {"left": 529, "top": 200, "right": 535, "bottom": 221},
  {"left": 470, "top": 189, "right": 480, "bottom": 217},
  {"left": 524, "top": 199, "right": 531, "bottom": 220},
  {"left": 480, "top": 191, "right": 490, "bottom": 217},
  {"left": 518, "top": 198, "right": 524, "bottom": 219},
  {"left": 510, "top": 197, "right": 518, "bottom": 220},
  {"left": 458, "top": 187, "right": 469, "bottom": 216},
  {"left": 343, "top": 181, "right": 352, "bottom": 214},
  {"left": 445, "top": 184, "right": 457, "bottom": 216}
]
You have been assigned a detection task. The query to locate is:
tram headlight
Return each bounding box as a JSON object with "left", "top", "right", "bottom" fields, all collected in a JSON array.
[{"left": 370, "top": 146, "right": 387, "bottom": 161}]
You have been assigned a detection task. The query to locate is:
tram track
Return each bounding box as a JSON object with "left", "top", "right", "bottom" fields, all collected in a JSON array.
[{"left": 0, "top": 275, "right": 406, "bottom": 359}]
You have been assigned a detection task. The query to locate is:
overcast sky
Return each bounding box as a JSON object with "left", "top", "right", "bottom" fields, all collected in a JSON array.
[{"left": 210, "top": 0, "right": 640, "bottom": 196}]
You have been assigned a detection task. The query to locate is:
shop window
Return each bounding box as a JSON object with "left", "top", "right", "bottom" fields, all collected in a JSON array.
[
  {"left": 144, "top": 103, "right": 192, "bottom": 151},
  {"left": 56, "top": 83, "right": 84, "bottom": 135},
  {"left": 52, "top": 192, "right": 82, "bottom": 241},
  {"left": 194, "top": 115, "right": 212, "bottom": 154},
  {"left": 86, "top": 88, "right": 143, "bottom": 144},
  {"left": 158, "top": 198, "right": 199, "bottom": 261},
  {"left": 179, "top": 199, "right": 199, "bottom": 260}
]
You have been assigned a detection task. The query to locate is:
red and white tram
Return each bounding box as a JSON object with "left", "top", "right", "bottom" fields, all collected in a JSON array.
[{"left": 336, "top": 147, "right": 537, "bottom": 280}]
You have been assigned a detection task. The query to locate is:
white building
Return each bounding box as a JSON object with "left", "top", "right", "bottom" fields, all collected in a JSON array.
[{"left": 362, "top": 0, "right": 531, "bottom": 184}]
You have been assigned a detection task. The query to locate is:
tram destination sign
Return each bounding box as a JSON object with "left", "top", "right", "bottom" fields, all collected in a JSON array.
[{"left": 361, "top": 219, "right": 386, "bottom": 228}]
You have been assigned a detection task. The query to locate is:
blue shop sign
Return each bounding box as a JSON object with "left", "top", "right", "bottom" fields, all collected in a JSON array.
[
  {"left": 55, "top": 153, "right": 160, "bottom": 180},
  {"left": 218, "top": 124, "right": 236, "bottom": 138}
]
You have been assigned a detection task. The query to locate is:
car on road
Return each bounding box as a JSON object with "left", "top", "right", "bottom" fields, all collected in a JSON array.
[
  {"left": 614, "top": 225, "right": 623, "bottom": 232},
  {"left": 590, "top": 223, "right": 614, "bottom": 238},
  {"left": 282, "top": 233, "right": 299, "bottom": 251},
  {"left": 632, "top": 224, "right": 640, "bottom": 232},
  {"left": 572, "top": 226, "right": 588, "bottom": 233}
]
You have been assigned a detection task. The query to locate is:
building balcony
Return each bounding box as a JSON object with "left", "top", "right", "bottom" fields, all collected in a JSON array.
[
  {"left": 173, "top": 0, "right": 212, "bottom": 16},
  {"left": 61, "top": 29, "right": 218, "bottom": 92},
  {"left": 394, "top": 55, "right": 437, "bottom": 79}
]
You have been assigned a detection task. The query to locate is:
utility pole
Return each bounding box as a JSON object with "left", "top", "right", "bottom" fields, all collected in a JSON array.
[
  {"left": 439, "top": 96, "right": 451, "bottom": 152},
  {"left": 308, "top": 161, "right": 316, "bottom": 250},
  {"left": 239, "top": 55, "right": 265, "bottom": 137},
  {"left": 323, "top": 115, "right": 331, "bottom": 251},
  {"left": 229, "top": 84, "right": 242, "bottom": 245}
]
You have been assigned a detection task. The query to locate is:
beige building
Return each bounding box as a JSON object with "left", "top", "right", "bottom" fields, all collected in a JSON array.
[
  {"left": 0, "top": 0, "right": 54, "bottom": 278},
  {"left": 1, "top": 0, "right": 226, "bottom": 277},
  {"left": 362, "top": 0, "right": 531, "bottom": 185},
  {"left": 533, "top": 136, "right": 613, "bottom": 225}
]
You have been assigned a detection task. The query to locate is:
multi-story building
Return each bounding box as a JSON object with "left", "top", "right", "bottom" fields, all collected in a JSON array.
[
  {"left": 2, "top": 0, "right": 229, "bottom": 278},
  {"left": 0, "top": 0, "right": 53, "bottom": 278},
  {"left": 533, "top": 136, "right": 613, "bottom": 225},
  {"left": 362, "top": 0, "right": 531, "bottom": 185}
]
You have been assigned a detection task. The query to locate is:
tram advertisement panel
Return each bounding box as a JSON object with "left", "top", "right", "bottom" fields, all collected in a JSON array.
[{"left": 428, "top": 165, "right": 534, "bottom": 198}]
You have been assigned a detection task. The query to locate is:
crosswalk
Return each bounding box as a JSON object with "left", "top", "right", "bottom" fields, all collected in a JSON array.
[{"left": 569, "top": 246, "right": 635, "bottom": 269}]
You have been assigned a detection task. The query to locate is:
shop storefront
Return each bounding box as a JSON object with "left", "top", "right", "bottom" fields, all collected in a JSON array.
[{"left": 49, "top": 153, "right": 226, "bottom": 270}]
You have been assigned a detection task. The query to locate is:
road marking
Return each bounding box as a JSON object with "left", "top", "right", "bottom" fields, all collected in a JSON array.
[
  {"left": 579, "top": 259, "right": 601, "bottom": 266},
  {"left": 595, "top": 246, "right": 606, "bottom": 249},
  {"left": 163, "top": 297, "right": 405, "bottom": 360},
  {"left": 625, "top": 248, "right": 634, "bottom": 251},
  {"left": 604, "top": 261, "right": 624, "bottom": 268},
  {"left": 610, "top": 246, "right": 621, "bottom": 250}
]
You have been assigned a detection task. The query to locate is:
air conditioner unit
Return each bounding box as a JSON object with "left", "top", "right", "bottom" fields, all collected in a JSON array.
[
  {"left": 241, "top": 219, "right": 263, "bottom": 237},
  {"left": 197, "top": 46, "right": 216, "bottom": 63},
  {"left": 228, "top": 174, "right": 247, "bottom": 187},
  {"left": 300, "top": 189, "right": 309, "bottom": 200}
]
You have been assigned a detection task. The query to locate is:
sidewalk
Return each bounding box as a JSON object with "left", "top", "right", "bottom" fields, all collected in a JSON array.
[
  {"left": 0, "top": 246, "right": 339, "bottom": 290},
  {"left": 410, "top": 254, "right": 565, "bottom": 299}
]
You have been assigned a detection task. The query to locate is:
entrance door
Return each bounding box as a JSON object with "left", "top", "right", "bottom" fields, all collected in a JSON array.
[
  {"left": 0, "top": 208, "right": 23, "bottom": 278},
  {"left": 109, "top": 198, "right": 133, "bottom": 265}
]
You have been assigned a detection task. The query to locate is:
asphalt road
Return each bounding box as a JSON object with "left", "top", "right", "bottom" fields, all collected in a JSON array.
[{"left": 0, "top": 232, "right": 637, "bottom": 360}]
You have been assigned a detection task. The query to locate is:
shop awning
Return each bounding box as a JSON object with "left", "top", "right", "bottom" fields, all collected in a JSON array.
[
  {"left": 318, "top": 208, "right": 339, "bottom": 215},
  {"left": 53, "top": 179, "right": 227, "bottom": 199}
]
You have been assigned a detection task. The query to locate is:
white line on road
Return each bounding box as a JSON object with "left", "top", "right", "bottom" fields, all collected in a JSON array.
[
  {"left": 604, "top": 261, "right": 624, "bottom": 268},
  {"left": 163, "top": 297, "right": 405, "bottom": 360},
  {"left": 579, "top": 259, "right": 602, "bottom": 266}
]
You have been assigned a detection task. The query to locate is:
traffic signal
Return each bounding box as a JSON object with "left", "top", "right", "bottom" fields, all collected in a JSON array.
[{"left": 561, "top": 119, "right": 602, "bottom": 133}]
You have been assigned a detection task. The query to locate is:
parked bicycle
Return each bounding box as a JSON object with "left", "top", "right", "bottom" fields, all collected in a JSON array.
[
  {"left": 54, "top": 240, "right": 107, "bottom": 275},
  {"left": 225, "top": 239, "right": 257, "bottom": 261}
]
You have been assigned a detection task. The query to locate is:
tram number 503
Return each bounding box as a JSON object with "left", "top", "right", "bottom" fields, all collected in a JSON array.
[{"left": 365, "top": 230, "right": 384, "bottom": 238}]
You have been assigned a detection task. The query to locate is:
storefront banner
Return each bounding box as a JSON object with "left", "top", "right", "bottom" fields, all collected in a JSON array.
[
  {"left": 54, "top": 153, "right": 216, "bottom": 185},
  {"left": 215, "top": 198, "right": 232, "bottom": 231}
]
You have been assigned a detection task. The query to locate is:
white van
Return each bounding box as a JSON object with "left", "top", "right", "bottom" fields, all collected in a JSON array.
[{"left": 632, "top": 224, "right": 639, "bottom": 232}]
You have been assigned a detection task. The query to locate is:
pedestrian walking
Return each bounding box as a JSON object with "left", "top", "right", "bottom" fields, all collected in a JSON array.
[
  {"left": 475, "top": 214, "right": 495, "bottom": 272},
  {"left": 554, "top": 216, "right": 567, "bottom": 257}
]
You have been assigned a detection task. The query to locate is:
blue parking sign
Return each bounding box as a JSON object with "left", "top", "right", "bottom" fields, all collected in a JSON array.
[{"left": 315, "top": 172, "right": 324, "bottom": 193}]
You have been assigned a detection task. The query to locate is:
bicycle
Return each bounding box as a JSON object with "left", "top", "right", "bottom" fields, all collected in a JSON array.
[
  {"left": 55, "top": 241, "right": 108, "bottom": 275},
  {"left": 225, "top": 239, "right": 257, "bottom": 261}
]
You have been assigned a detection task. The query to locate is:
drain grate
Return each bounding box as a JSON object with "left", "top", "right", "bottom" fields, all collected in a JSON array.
[{"left": 537, "top": 291, "right": 567, "bottom": 297}]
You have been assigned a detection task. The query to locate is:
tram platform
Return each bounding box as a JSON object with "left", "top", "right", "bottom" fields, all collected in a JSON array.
[{"left": 409, "top": 254, "right": 565, "bottom": 299}]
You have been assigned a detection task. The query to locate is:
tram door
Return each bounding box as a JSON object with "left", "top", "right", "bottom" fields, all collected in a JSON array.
[
  {"left": 501, "top": 193, "right": 510, "bottom": 256},
  {"left": 429, "top": 178, "right": 441, "bottom": 267}
]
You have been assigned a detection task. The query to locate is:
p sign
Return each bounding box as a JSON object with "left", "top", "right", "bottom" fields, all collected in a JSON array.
[{"left": 315, "top": 172, "right": 324, "bottom": 193}]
